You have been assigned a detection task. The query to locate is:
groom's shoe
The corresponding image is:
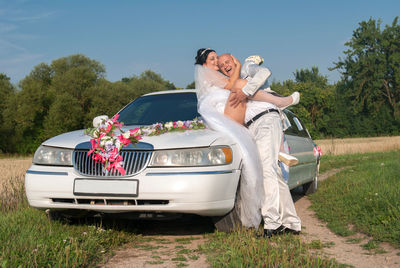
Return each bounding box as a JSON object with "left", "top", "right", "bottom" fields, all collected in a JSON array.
[
  {"left": 262, "top": 225, "right": 286, "bottom": 238},
  {"left": 278, "top": 152, "right": 299, "bottom": 167},
  {"left": 283, "top": 228, "right": 301, "bottom": 235}
]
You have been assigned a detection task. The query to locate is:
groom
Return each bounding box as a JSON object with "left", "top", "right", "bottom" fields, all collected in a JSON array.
[{"left": 217, "top": 54, "right": 301, "bottom": 237}]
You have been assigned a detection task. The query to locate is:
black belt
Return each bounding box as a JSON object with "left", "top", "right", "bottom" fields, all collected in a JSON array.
[{"left": 245, "top": 108, "right": 279, "bottom": 127}]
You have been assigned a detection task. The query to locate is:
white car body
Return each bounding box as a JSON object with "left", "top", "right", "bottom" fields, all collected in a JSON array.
[{"left": 25, "top": 90, "right": 318, "bottom": 220}]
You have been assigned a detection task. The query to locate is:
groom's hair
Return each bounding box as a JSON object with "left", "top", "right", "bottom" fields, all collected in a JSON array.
[{"left": 195, "top": 48, "right": 215, "bottom": 65}]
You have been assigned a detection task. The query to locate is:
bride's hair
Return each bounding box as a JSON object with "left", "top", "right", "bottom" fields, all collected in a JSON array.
[{"left": 195, "top": 48, "right": 215, "bottom": 65}]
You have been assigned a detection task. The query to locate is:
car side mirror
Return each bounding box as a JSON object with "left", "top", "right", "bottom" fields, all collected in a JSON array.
[{"left": 93, "top": 115, "right": 109, "bottom": 127}]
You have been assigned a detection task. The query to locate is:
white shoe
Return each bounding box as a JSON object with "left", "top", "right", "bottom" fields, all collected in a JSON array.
[
  {"left": 281, "top": 92, "right": 300, "bottom": 110},
  {"left": 278, "top": 152, "right": 299, "bottom": 167}
]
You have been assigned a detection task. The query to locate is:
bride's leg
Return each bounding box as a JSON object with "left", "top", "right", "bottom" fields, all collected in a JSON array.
[{"left": 250, "top": 90, "right": 294, "bottom": 108}]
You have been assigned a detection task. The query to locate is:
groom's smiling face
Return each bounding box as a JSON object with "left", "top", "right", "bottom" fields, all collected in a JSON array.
[{"left": 218, "top": 54, "right": 236, "bottom": 77}]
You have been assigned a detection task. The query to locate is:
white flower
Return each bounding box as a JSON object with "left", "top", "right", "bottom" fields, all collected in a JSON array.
[
  {"left": 177, "top": 120, "right": 184, "bottom": 127},
  {"left": 245, "top": 55, "right": 264, "bottom": 65},
  {"left": 164, "top": 122, "right": 173, "bottom": 129},
  {"left": 93, "top": 129, "right": 100, "bottom": 138},
  {"left": 93, "top": 115, "right": 109, "bottom": 127},
  {"left": 123, "top": 132, "right": 131, "bottom": 139},
  {"left": 99, "top": 136, "right": 110, "bottom": 147},
  {"left": 115, "top": 139, "right": 121, "bottom": 149}
]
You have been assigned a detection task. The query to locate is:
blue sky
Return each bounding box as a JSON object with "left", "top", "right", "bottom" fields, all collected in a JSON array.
[{"left": 0, "top": 0, "right": 399, "bottom": 88}]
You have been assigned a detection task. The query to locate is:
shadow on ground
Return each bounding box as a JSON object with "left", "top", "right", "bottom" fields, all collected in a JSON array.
[{"left": 54, "top": 212, "right": 216, "bottom": 236}]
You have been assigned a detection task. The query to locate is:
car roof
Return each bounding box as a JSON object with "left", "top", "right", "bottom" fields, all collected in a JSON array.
[{"left": 143, "top": 89, "right": 196, "bottom": 96}]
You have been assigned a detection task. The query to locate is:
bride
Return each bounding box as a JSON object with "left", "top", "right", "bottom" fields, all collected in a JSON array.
[
  {"left": 194, "top": 48, "right": 298, "bottom": 228},
  {"left": 195, "top": 48, "right": 299, "bottom": 124}
]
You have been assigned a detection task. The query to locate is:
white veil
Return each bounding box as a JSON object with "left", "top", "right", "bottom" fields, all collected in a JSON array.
[{"left": 194, "top": 65, "right": 264, "bottom": 228}]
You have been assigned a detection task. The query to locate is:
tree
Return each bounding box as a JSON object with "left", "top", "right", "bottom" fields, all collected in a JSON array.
[
  {"left": 10, "top": 55, "right": 106, "bottom": 153},
  {"left": 294, "top": 66, "right": 328, "bottom": 87},
  {"left": 121, "top": 70, "right": 176, "bottom": 92},
  {"left": 0, "top": 74, "right": 15, "bottom": 122},
  {"left": 331, "top": 17, "right": 400, "bottom": 133},
  {"left": 5, "top": 56, "right": 179, "bottom": 153},
  {"left": 186, "top": 81, "right": 195, "bottom": 89},
  {"left": 272, "top": 68, "right": 335, "bottom": 139},
  {"left": 0, "top": 74, "right": 16, "bottom": 152}
]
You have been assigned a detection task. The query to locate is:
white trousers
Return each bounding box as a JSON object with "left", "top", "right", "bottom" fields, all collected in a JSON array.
[{"left": 248, "top": 113, "right": 301, "bottom": 231}]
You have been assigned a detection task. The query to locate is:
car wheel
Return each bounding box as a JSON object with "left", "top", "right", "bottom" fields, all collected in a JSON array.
[
  {"left": 302, "top": 162, "right": 319, "bottom": 195},
  {"left": 212, "top": 184, "right": 242, "bottom": 232}
]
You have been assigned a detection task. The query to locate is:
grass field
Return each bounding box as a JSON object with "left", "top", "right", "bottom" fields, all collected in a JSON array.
[
  {"left": 199, "top": 228, "right": 340, "bottom": 267},
  {"left": 1, "top": 141, "right": 399, "bottom": 266},
  {"left": 0, "top": 157, "right": 340, "bottom": 266},
  {"left": 312, "top": 150, "right": 400, "bottom": 248},
  {"left": 315, "top": 136, "right": 400, "bottom": 155}
]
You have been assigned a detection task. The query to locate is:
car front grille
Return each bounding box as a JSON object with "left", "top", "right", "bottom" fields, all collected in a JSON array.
[{"left": 73, "top": 150, "right": 152, "bottom": 177}]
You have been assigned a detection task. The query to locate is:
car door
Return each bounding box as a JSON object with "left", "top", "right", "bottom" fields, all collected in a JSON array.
[{"left": 283, "top": 110, "right": 317, "bottom": 190}]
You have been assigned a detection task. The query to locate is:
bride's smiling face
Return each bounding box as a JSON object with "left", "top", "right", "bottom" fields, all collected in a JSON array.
[{"left": 203, "top": 51, "right": 219, "bottom": 71}]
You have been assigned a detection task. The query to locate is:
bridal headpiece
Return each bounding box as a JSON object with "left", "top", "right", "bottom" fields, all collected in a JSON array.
[{"left": 199, "top": 48, "right": 211, "bottom": 57}]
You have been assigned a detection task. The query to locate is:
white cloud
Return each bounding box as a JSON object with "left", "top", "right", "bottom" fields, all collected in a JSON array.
[
  {"left": 0, "top": 38, "right": 27, "bottom": 54},
  {"left": 10, "top": 11, "right": 55, "bottom": 22},
  {"left": 0, "top": 52, "right": 44, "bottom": 84},
  {"left": 0, "top": 23, "right": 17, "bottom": 33}
]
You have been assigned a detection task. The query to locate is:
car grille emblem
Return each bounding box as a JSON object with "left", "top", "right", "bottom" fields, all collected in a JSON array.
[{"left": 73, "top": 150, "right": 152, "bottom": 177}]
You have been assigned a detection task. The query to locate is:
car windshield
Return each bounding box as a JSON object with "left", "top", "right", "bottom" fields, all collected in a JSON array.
[{"left": 118, "top": 92, "right": 201, "bottom": 125}]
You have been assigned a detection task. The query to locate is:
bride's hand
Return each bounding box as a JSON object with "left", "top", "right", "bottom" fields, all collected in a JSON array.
[{"left": 231, "top": 55, "right": 241, "bottom": 69}]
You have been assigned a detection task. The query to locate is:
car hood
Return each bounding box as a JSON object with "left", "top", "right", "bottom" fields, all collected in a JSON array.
[{"left": 42, "top": 127, "right": 231, "bottom": 150}]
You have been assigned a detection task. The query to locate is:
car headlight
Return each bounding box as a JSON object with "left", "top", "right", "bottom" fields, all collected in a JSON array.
[
  {"left": 33, "top": 145, "right": 73, "bottom": 166},
  {"left": 149, "top": 146, "right": 233, "bottom": 167}
]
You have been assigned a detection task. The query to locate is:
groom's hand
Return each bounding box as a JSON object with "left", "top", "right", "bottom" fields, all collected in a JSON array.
[{"left": 229, "top": 90, "right": 247, "bottom": 107}]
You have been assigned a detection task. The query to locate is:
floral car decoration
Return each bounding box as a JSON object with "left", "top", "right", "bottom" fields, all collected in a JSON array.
[
  {"left": 85, "top": 115, "right": 205, "bottom": 175},
  {"left": 313, "top": 145, "right": 323, "bottom": 157}
]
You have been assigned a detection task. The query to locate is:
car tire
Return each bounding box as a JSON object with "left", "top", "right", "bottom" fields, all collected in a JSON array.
[
  {"left": 302, "top": 162, "right": 319, "bottom": 195},
  {"left": 212, "top": 185, "right": 242, "bottom": 232}
]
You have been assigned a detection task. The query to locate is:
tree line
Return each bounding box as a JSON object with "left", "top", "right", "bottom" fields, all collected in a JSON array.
[{"left": 0, "top": 17, "right": 399, "bottom": 154}]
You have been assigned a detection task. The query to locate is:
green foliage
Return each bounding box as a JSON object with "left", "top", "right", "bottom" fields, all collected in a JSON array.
[
  {"left": 2, "top": 55, "right": 176, "bottom": 153},
  {"left": 0, "top": 74, "right": 14, "bottom": 118},
  {"left": 0, "top": 74, "right": 16, "bottom": 153},
  {"left": 331, "top": 17, "right": 400, "bottom": 134},
  {"left": 2, "top": 16, "right": 400, "bottom": 152},
  {"left": 311, "top": 150, "right": 400, "bottom": 247},
  {"left": 186, "top": 81, "right": 195, "bottom": 89},
  {"left": 200, "top": 228, "right": 340, "bottom": 267},
  {"left": 42, "top": 92, "right": 83, "bottom": 139},
  {"left": 294, "top": 66, "right": 328, "bottom": 87},
  {"left": 0, "top": 207, "right": 140, "bottom": 267},
  {"left": 272, "top": 67, "right": 335, "bottom": 139}
]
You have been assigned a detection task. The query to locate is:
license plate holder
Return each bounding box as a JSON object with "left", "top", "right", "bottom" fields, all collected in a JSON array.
[{"left": 73, "top": 178, "right": 139, "bottom": 197}]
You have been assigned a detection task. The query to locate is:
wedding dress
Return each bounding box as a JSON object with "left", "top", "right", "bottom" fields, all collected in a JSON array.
[{"left": 194, "top": 65, "right": 264, "bottom": 228}]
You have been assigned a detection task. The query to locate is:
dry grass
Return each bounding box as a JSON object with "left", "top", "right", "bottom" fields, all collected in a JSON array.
[
  {"left": 315, "top": 136, "right": 400, "bottom": 155},
  {"left": 0, "top": 157, "right": 32, "bottom": 212},
  {"left": 0, "top": 157, "right": 32, "bottom": 182}
]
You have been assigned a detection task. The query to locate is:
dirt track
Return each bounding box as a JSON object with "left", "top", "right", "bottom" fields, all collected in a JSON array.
[{"left": 103, "top": 169, "right": 400, "bottom": 267}]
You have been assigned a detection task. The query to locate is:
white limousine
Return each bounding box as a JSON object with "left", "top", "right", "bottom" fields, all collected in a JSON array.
[{"left": 25, "top": 90, "right": 319, "bottom": 231}]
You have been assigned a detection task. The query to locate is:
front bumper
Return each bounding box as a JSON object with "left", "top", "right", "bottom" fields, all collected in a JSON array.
[{"left": 25, "top": 164, "right": 241, "bottom": 217}]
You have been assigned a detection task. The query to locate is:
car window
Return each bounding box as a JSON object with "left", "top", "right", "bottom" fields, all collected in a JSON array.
[
  {"left": 293, "top": 117, "right": 304, "bottom": 131},
  {"left": 283, "top": 110, "right": 309, "bottom": 138},
  {"left": 118, "top": 92, "right": 201, "bottom": 125}
]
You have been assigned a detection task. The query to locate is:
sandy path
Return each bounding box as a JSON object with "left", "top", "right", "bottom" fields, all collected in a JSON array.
[
  {"left": 294, "top": 167, "right": 400, "bottom": 268},
  {"left": 103, "top": 168, "right": 400, "bottom": 268},
  {"left": 102, "top": 216, "right": 213, "bottom": 268}
]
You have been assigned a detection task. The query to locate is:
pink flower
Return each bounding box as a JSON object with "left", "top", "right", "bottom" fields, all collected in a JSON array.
[
  {"left": 313, "top": 146, "right": 323, "bottom": 157},
  {"left": 118, "top": 134, "right": 131, "bottom": 147}
]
